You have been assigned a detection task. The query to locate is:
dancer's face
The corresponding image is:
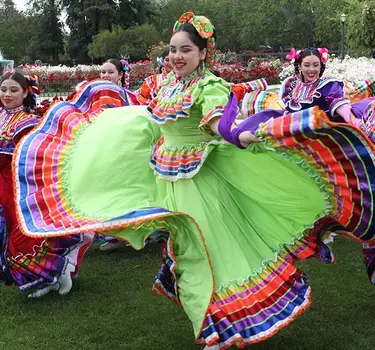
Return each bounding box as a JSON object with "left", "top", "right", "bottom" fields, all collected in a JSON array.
[
  {"left": 163, "top": 56, "right": 172, "bottom": 74},
  {"left": 100, "top": 62, "right": 122, "bottom": 85},
  {"left": 169, "top": 31, "right": 206, "bottom": 77},
  {"left": 0, "top": 78, "right": 27, "bottom": 110},
  {"left": 299, "top": 55, "right": 321, "bottom": 83}
]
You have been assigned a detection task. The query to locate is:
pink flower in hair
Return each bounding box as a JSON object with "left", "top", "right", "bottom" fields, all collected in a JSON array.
[
  {"left": 3, "top": 68, "right": 15, "bottom": 75},
  {"left": 318, "top": 47, "right": 329, "bottom": 64},
  {"left": 285, "top": 48, "right": 301, "bottom": 63}
]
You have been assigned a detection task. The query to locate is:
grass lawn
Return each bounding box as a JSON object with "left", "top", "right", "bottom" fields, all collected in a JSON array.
[{"left": 1, "top": 236, "right": 374, "bottom": 350}]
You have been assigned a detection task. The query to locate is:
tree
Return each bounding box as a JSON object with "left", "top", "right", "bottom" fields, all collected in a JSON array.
[
  {"left": 153, "top": 0, "right": 357, "bottom": 53},
  {"left": 28, "top": 0, "right": 65, "bottom": 65},
  {"left": 88, "top": 26, "right": 126, "bottom": 58},
  {"left": 0, "top": 13, "right": 35, "bottom": 63},
  {"left": 117, "top": 0, "right": 155, "bottom": 27},
  {"left": 121, "top": 24, "right": 161, "bottom": 60},
  {"left": 346, "top": 0, "right": 375, "bottom": 55},
  {"left": 0, "top": 0, "right": 17, "bottom": 20},
  {"left": 154, "top": 0, "right": 211, "bottom": 42},
  {"left": 88, "top": 24, "right": 161, "bottom": 61},
  {"left": 62, "top": 0, "right": 120, "bottom": 63}
]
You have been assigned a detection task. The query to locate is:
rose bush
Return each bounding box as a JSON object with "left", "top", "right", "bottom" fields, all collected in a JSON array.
[{"left": 22, "top": 56, "right": 375, "bottom": 116}]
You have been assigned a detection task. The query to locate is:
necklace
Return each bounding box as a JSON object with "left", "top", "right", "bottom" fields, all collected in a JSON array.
[
  {"left": 0, "top": 106, "right": 24, "bottom": 133},
  {"left": 7, "top": 106, "right": 24, "bottom": 114}
]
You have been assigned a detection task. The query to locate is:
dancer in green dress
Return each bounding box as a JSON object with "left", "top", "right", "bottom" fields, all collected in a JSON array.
[{"left": 13, "top": 12, "right": 375, "bottom": 349}]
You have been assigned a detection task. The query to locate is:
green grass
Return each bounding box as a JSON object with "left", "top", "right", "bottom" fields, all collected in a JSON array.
[{"left": 1, "top": 237, "right": 375, "bottom": 350}]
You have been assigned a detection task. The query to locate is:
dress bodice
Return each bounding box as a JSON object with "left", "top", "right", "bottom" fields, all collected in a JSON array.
[
  {"left": 0, "top": 107, "right": 39, "bottom": 156},
  {"left": 147, "top": 70, "right": 231, "bottom": 181},
  {"left": 281, "top": 76, "right": 349, "bottom": 116}
]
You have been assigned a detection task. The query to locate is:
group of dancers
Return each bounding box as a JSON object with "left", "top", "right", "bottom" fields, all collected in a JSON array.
[{"left": 1, "top": 11, "right": 375, "bottom": 349}]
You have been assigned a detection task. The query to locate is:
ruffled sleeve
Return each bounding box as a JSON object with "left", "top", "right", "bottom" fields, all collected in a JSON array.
[
  {"left": 198, "top": 79, "right": 231, "bottom": 138},
  {"left": 348, "top": 74, "right": 375, "bottom": 103},
  {"left": 13, "top": 113, "right": 39, "bottom": 143},
  {"left": 280, "top": 76, "right": 297, "bottom": 105},
  {"left": 320, "top": 81, "right": 350, "bottom": 117},
  {"left": 231, "top": 78, "right": 268, "bottom": 102},
  {"left": 0, "top": 111, "right": 39, "bottom": 155},
  {"left": 135, "top": 75, "right": 155, "bottom": 104},
  {"left": 124, "top": 88, "right": 140, "bottom": 106}
]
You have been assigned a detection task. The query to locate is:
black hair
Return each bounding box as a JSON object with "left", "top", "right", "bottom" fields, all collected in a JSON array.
[
  {"left": 294, "top": 48, "right": 326, "bottom": 81},
  {"left": 0, "top": 71, "right": 36, "bottom": 109},
  {"left": 161, "top": 47, "right": 170, "bottom": 60},
  {"left": 173, "top": 23, "right": 216, "bottom": 52},
  {"left": 104, "top": 58, "right": 126, "bottom": 87},
  {"left": 157, "top": 47, "right": 171, "bottom": 74}
]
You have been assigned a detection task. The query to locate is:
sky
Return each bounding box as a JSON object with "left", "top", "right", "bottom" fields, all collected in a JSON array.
[
  {"left": 14, "top": 0, "right": 28, "bottom": 11},
  {"left": 12, "top": 0, "right": 69, "bottom": 32}
]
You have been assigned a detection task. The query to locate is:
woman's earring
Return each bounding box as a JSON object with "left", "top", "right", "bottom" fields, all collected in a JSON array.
[
  {"left": 298, "top": 69, "right": 303, "bottom": 81},
  {"left": 199, "top": 60, "right": 204, "bottom": 72}
]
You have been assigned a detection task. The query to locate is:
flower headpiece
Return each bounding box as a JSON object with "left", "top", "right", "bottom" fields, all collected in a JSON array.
[
  {"left": 317, "top": 47, "right": 329, "bottom": 64},
  {"left": 157, "top": 56, "right": 163, "bottom": 68},
  {"left": 120, "top": 59, "right": 131, "bottom": 88},
  {"left": 24, "top": 74, "right": 40, "bottom": 111},
  {"left": 3, "top": 68, "right": 15, "bottom": 75},
  {"left": 285, "top": 48, "right": 302, "bottom": 63},
  {"left": 120, "top": 59, "right": 131, "bottom": 73},
  {"left": 173, "top": 11, "right": 216, "bottom": 69},
  {"left": 286, "top": 47, "right": 330, "bottom": 64}
]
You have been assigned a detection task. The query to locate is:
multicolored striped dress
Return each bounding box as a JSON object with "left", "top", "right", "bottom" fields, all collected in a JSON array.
[
  {"left": 13, "top": 72, "right": 375, "bottom": 348},
  {"left": 240, "top": 75, "right": 375, "bottom": 282},
  {"left": 134, "top": 72, "right": 168, "bottom": 105},
  {"left": 241, "top": 75, "right": 375, "bottom": 131},
  {"left": 0, "top": 105, "right": 94, "bottom": 292}
]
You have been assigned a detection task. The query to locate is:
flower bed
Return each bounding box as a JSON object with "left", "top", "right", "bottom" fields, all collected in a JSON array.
[
  {"left": 19, "top": 58, "right": 284, "bottom": 97},
  {"left": 216, "top": 58, "right": 283, "bottom": 85},
  {"left": 21, "top": 56, "right": 375, "bottom": 117},
  {"left": 19, "top": 62, "right": 155, "bottom": 94}
]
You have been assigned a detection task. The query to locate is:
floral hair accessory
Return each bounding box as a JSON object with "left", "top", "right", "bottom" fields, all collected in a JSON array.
[
  {"left": 26, "top": 75, "right": 41, "bottom": 95},
  {"left": 318, "top": 47, "right": 329, "bottom": 64},
  {"left": 120, "top": 59, "right": 131, "bottom": 88},
  {"left": 286, "top": 48, "right": 301, "bottom": 63},
  {"left": 24, "top": 74, "right": 41, "bottom": 112},
  {"left": 120, "top": 59, "right": 131, "bottom": 72},
  {"left": 157, "top": 56, "right": 163, "bottom": 68},
  {"left": 173, "top": 11, "right": 216, "bottom": 69},
  {"left": 3, "top": 68, "right": 15, "bottom": 75}
]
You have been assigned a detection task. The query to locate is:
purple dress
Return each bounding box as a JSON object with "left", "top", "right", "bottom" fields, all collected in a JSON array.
[{"left": 243, "top": 76, "right": 375, "bottom": 134}]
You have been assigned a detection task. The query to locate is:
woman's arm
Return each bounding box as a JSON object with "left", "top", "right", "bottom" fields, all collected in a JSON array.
[
  {"left": 209, "top": 117, "right": 260, "bottom": 147},
  {"left": 335, "top": 103, "right": 361, "bottom": 127}
]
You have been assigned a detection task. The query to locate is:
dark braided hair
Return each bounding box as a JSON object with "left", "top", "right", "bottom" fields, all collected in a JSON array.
[
  {"left": 173, "top": 23, "right": 216, "bottom": 52},
  {"left": 172, "top": 23, "right": 217, "bottom": 71},
  {"left": 294, "top": 48, "right": 326, "bottom": 81}
]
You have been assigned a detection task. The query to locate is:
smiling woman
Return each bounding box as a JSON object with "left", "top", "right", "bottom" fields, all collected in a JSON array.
[
  {"left": 228, "top": 47, "right": 375, "bottom": 146},
  {"left": 11, "top": 12, "right": 375, "bottom": 350},
  {"left": 0, "top": 71, "right": 94, "bottom": 298}
]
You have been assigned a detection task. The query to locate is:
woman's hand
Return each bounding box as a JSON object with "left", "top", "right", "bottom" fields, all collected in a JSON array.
[
  {"left": 214, "top": 114, "right": 261, "bottom": 148},
  {"left": 238, "top": 131, "right": 261, "bottom": 148}
]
